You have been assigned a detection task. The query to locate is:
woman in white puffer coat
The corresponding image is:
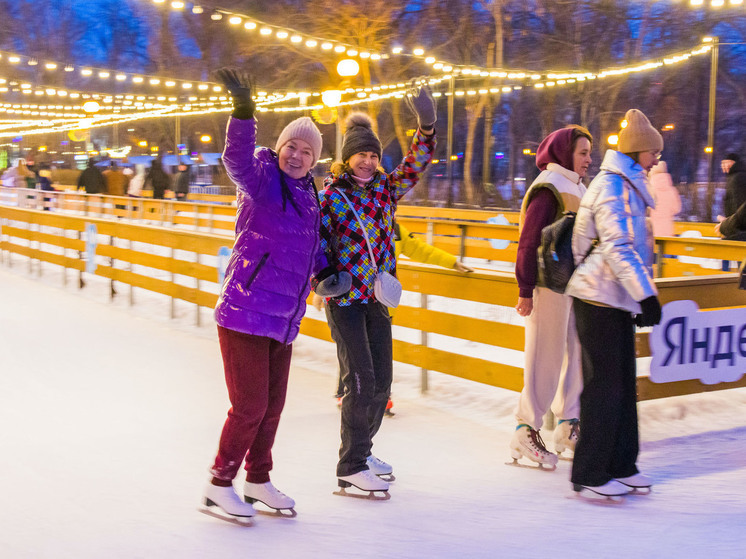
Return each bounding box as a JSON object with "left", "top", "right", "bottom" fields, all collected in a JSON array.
[{"left": 565, "top": 109, "right": 663, "bottom": 498}]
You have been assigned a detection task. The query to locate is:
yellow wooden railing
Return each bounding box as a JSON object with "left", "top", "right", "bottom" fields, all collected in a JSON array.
[
  {"left": 3, "top": 204, "right": 746, "bottom": 400},
  {"left": 1, "top": 187, "right": 237, "bottom": 233},
  {"left": 6, "top": 188, "right": 737, "bottom": 276}
]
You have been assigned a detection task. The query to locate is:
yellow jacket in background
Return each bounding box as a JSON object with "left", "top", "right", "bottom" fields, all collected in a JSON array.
[{"left": 395, "top": 222, "right": 457, "bottom": 269}]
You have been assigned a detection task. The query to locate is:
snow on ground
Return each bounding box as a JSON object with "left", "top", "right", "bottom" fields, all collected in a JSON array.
[{"left": 1, "top": 263, "right": 746, "bottom": 558}]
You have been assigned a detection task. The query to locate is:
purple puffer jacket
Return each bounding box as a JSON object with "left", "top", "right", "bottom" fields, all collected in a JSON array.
[{"left": 214, "top": 117, "right": 326, "bottom": 344}]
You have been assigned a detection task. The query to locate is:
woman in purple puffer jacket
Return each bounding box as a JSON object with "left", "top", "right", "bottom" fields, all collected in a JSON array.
[{"left": 201, "top": 69, "right": 329, "bottom": 523}]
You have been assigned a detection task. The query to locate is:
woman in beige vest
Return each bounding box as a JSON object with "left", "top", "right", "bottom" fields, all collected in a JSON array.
[{"left": 511, "top": 126, "right": 592, "bottom": 468}]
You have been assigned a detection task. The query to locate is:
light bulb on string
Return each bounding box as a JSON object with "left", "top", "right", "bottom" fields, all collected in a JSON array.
[{"left": 321, "top": 90, "right": 342, "bottom": 107}]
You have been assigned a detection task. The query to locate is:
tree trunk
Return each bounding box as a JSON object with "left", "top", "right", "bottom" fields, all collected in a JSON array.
[{"left": 463, "top": 95, "right": 487, "bottom": 205}]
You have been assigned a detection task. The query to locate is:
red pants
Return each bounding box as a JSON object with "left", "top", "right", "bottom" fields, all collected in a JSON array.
[{"left": 210, "top": 326, "right": 292, "bottom": 483}]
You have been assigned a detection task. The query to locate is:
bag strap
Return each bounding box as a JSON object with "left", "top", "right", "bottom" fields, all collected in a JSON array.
[{"left": 336, "top": 188, "right": 379, "bottom": 271}]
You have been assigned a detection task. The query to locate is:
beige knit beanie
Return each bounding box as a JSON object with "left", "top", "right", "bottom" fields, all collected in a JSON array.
[
  {"left": 617, "top": 109, "right": 663, "bottom": 154},
  {"left": 275, "top": 116, "right": 323, "bottom": 165}
]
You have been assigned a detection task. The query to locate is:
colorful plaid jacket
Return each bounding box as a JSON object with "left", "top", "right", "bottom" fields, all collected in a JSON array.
[{"left": 318, "top": 129, "right": 436, "bottom": 306}]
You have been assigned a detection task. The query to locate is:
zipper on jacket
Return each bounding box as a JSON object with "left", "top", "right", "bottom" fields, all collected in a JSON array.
[
  {"left": 285, "top": 208, "right": 320, "bottom": 344},
  {"left": 245, "top": 252, "right": 270, "bottom": 290}
]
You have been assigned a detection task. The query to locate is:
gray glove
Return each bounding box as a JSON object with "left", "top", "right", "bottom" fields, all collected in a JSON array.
[
  {"left": 215, "top": 68, "right": 255, "bottom": 120},
  {"left": 315, "top": 271, "right": 352, "bottom": 298},
  {"left": 404, "top": 83, "right": 437, "bottom": 130}
]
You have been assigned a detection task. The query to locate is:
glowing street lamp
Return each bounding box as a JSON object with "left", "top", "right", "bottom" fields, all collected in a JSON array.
[
  {"left": 607, "top": 134, "right": 619, "bottom": 146},
  {"left": 200, "top": 134, "right": 212, "bottom": 143},
  {"left": 336, "top": 59, "right": 360, "bottom": 77},
  {"left": 331, "top": 57, "right": 362, "bottom": 158}
]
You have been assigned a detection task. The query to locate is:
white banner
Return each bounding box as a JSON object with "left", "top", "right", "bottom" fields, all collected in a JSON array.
[{"left": 649, "top": 300, "right": 746, "bottom": 385}]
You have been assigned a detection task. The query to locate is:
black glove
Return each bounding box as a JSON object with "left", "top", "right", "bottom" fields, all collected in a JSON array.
[
  {"left": 404, "top": 82, "right": 437, "bottom": 131},
  {"left": 315, "top": 265, "right": 337, "bottom": 283},
  {"left": 215, "top": 68, "right": 255, "bottom": 120},
  {"left": 635, "top": 296, "right": 662, "bottom": 327}
]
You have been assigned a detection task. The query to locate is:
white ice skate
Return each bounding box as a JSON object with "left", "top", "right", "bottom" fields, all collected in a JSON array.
[
  {"left": 615, "top": 473, "right": 652, "bottom": 495},
  {"left": 553, "top": 418, "right": 579, "bottom": 457},
  {"left": 366, "top": 454, "right": 395, "bottom": 482},
  {"left": 244, "top": 481, "right": 297, "bottom": 517},
  {"left": 199, "top": 484, "right": 256, "bottom": 526},
  {"left": 508, "top": 425, "right": 558, "bottom": 470},
  {"left": 572, "top": 480, "right": 629, "bottom": 503},
  {"left": 335, "top": 469, "right": 390, "bottom": 500}
]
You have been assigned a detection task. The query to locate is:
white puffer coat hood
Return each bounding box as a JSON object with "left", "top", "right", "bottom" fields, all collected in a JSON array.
[{"left": 565, "top": 150, "right": 657, "bottom": 314}]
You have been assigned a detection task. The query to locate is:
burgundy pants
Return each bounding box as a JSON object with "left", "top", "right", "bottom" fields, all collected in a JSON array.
[{"left": 210, "top": 326, "right": 292, "bottom": 483}]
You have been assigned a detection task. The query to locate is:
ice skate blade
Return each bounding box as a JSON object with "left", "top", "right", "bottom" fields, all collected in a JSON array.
[
  {"left": 570, "top": 492, "right": 626, "bottom": 505},
  {"left": 376, "top": 473, "right": 396, "bottom": 482},
  {"left": 624, "top": 486, "right": 652, "bottom": 495},
  {"left": 333, "top": 487, "right": 390, "bottom": 500},
  {"left": 244, "top": 497, "right": 298, "bottom": 517},
  {"left": 198, "top": 506, "right": 255, "bottom": 526},
  {"left": 504, "top": 458, "right": 557, "bottom": 472},
  {"left": 571, "top": 485, "right": 626, "bottom": 504},
  {"left": 255, "top": 507, "right": 297, "bottom": 518}
]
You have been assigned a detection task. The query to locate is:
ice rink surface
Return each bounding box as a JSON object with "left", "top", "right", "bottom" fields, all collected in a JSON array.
[{"left": 1, "top": 266, "right": 745, "bottom": 558}]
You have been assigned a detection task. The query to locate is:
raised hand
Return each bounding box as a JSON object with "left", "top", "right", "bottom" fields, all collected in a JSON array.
[
  {"left": 215, "top": 68, "right": 256, "bottom": 120},
  {"left": 404, "top": 81, "right": 437, "bottom": 131}
]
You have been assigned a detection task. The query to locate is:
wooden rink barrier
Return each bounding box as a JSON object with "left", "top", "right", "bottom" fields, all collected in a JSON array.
[
  {"left": 7, "top": 187, "right": 740, "bottom": 278},
  {"left": 2, "top": 198, "right": 746, "bottom": 401}
]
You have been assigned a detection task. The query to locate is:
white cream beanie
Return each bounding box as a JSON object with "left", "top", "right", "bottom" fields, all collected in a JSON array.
[{"left": 275, "top": 116, "right": 323, "bottom": 165}]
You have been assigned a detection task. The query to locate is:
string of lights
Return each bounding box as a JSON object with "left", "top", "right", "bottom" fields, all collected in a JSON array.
[
  {"left": 146, "top": 1, "right": 728, "bottom": 78},
  {"left": 0, "top": 2, "right": 717, "bottom": 112},
  {"left": 0, "top": 29, "right": 716, "bottom": 138},
  {"left": 0, "top": 106, "right": 179, "bottom": 139},
  {"left": 688, "top": 0, "right": 744, "bottom": 7},
  {"left": 0, "top": 49, "right": 223, "bottom": 95},
  {"left": 3, "top": 35, "right": 710, "bottom": 116},
  {"left": 0, "top": 76, "right": 446, "bottom": 136},
  {"left": 531, "top": 41, "right": 713, "bottom": 89}
]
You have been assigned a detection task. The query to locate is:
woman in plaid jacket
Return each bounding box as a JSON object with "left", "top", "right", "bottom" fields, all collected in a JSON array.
[{"left": 316, "top": 87, "right": 437, "bottom": 495}]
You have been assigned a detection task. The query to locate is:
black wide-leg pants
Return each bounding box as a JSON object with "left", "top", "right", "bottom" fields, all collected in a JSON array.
[{"left": 571, "top": 298, "right": 640, "bottom": 487}]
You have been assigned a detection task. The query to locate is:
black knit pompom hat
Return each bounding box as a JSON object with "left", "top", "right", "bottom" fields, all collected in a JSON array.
[{"left": 341, "top": 112, "right": 382, "bottom": 163}]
